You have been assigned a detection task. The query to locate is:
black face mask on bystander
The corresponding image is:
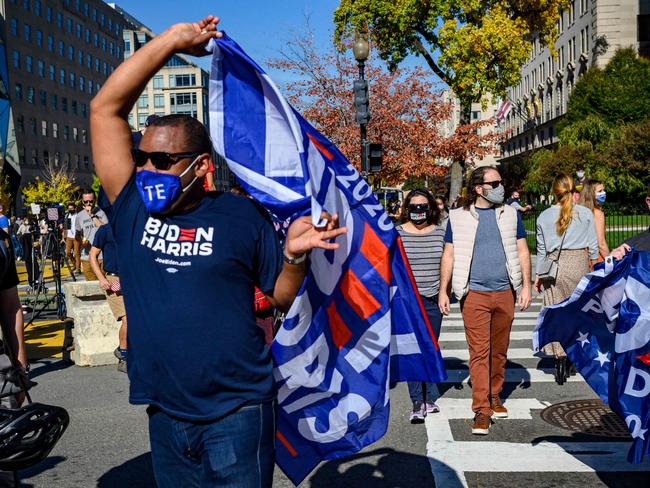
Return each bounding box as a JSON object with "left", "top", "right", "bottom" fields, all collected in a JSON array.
[{"left": 408, "top": 204, "right": 430, "bottom": 225}]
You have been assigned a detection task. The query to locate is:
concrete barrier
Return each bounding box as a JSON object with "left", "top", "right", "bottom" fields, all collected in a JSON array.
[{"left": 63, "top": 281, "right": 119, "bottom": 367}]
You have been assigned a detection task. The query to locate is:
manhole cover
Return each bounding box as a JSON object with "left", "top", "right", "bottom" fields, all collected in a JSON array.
[{"left": 541, "top": 399, "right": 631, "bottom": 438}]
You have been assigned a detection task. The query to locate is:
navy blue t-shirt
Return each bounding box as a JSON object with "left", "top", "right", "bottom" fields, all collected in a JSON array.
[
  {"left": 92, "top": 224, "right": 119, "bottom": 274},
  {"left": 104, "top": 176, "right": 283, "bottom": 421},
  {"left": 444, "top": 207, "right": 526, "bottom": 292}
]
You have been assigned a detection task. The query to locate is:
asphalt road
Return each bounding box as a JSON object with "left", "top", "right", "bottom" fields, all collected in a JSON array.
[{"left": 4, "top": 298, "right": 650, "bottom": 487}]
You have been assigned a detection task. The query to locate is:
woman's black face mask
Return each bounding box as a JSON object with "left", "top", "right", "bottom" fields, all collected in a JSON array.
[{"left": 408, "top": 204, "right": 429, "bottom": 224}]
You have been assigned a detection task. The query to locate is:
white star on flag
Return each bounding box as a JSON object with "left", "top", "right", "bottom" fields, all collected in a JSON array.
[
  {"left": 576, "top": 331, "right": 590, "bottom": 347},
  {"left": 594, "top": 350, "right": 610, "bottom": 367},
  {"left": 634, "top": 428, "right": 648, "bottom": 440}
]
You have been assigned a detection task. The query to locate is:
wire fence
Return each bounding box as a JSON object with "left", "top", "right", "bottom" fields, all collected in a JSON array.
[{"left": 521, "top": 205, "right": 649, "bottom": 254}]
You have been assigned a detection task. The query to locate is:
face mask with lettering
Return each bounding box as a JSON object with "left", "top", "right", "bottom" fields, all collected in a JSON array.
[
  {"left": 408, "top": 204, "right": 429, "bottom": 225},
  {"left": 595, "top": 191, "right": 606, "bottom": 205},
  {"left": 135, "top": 156, "right": 200, "bottom": 214}
]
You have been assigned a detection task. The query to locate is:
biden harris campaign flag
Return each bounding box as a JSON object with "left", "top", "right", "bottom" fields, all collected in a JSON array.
[
  {"left": 533, "top": 251, "right": 650, "bottom": 463},
  {"left": 207, "top": 35, "right": 447, "bottom": 484}
]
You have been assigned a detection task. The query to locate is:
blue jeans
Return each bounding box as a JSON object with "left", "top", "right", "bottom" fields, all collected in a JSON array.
[
  {"left": 408, "top": 294, "right": 443, "bottom": 404},
  {"left": 147, "top": 402, "right": 276, "bottom": 488}
]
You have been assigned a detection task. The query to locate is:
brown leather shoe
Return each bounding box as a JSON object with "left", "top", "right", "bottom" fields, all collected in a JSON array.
[
  {"left": 490, "top": 396, "right": 508, "bottom": 418},
  {"left": 472, "top": 413, "right": 491, "bottom": 435}
]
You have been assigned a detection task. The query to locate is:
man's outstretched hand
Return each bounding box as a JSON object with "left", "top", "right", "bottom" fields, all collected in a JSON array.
[
  {"left": 285, "top": 212, "right": 347, "bottom": 259},
  {"left": 169, "top": 15, "right": 223, "bottom": 57}
]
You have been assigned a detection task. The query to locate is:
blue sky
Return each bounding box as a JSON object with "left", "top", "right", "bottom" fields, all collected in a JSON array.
[{"left": 110, "top": 0, "right": 344, "bottom": 81}]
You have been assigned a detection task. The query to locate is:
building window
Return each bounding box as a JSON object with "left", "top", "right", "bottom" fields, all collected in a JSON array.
[
  {"left": 169, "top": 74, "right": 196, "bottom": 87},
  {"left": 100, "top": 13, "right": 105, "bottom": 26},
  {"left": 138, "top": 113, "right": 149, "bottom": 126},
  {"left": 109, "top": 42, "right": 114, "bottom": 56},
  {"left": 23, "top": 0, "right": 29, "bottom": 11},
  {"left": 57, "top": 12, "right": 63, "bottom": 28},
  {"left": 124, "top": 39, "right": 131, "bottom": 54},
  {"left": 14, "top": 84, "right": 22, "bottom": 101},
  {"left": 170, "top": 92, "right": 198, "bottom": 116},
  {"left": 83, "top": 156, "right": 89, "bottom": 168},
  {"left": 69, "top": 72, "right": 75, "bottom": 88},
  {"left": 23, "top": 23, "right": 31, "bottom": 42},
  {"left": 103, "top": 62, "right": 108, "bottom": 76},
  {"left": 37, "top": 60, "right": 45, "bottom": 77},
  {"left": 68, "top": 46, "right": 74, "bottom": 61},
  {"left": 41, "top": 120, "right": 47, "bottom": 137},
  {"left": 16, "top": 116, "right": 24, "bottom": 132},
  {"left": 12, "top": 50, "right": 20, "bottom": 69},
  {"left": 30, "top": 118, "right": 37, "bottom": 136},
  {"left": 86, "top": 54, "right": 92, "bottom": 68},
  {"left": 73, "top": 127, "right": 78, "bottom": 141},
  {"left": 36, "top": 30, "right": 43, "bottom": 47},
  {"left": 83, "top": 3, "right": 88, "bottom": 16},
  {"left": 43, "top": 150, "right": 49, "bottom": 164},
  {"left": 85, "top": 28, "right": 90, "bottom": 43},
  {"left": 117, "top": 46, "right": 121, "bottom": 59},
  {"left": 59, "top": 68, "right": 65, "bottom": 85},
  {"left": 51, "top": 94, "right": 57, "bottom": 110},
  {"left": 76, "top": 23, "right": 82, "bottom": 39},
  {"left": 154, "top": 94, "right": 165, "bottom": 108},
  {"left": 25, "top": 55, "right": 33, "bottom": 73},
  {"left": 62, "top": 97, "right": 68, "bottom": 112},
  {"left": 63, "top": 126, "right": 69, "bottom": 140},
  {"left": 46, "top": 6, "right": 52, "bottom": 23},
  {"left": 78, "top": 50, "right": 83, "bottom": 65},
  {"left": 79, "top": 75, "right": 85, "bottom": 92},
  {"left": 66, "top": 18, "right": 72, "bottom": 33},
  {"left": 95, "top": 58, "right": 100, "bottom": 72},
  {"left": 39, "top": 89, "right": 46, "bottom": 106},
  {"left": 58, "top": 40, "right": 64, "bottom": 57},
  {"left": 87, "top": 79, "right": 93, "bottom": 93},
  {"left": 72, "top": 100, "right": 77, "bottom": 115},
  {"left": 92, "top": 8, "right": 97, "bottom": 22},
  {"left": 49, "top": 64, "right": 55, "bottom": 80},
  {"left": 137, "top": 95, "right": 149, "bottom": 108},
  {"left": 81, "top": 128, "right": 87, "bottom": 142},
  {"left": 10, "top": 19, "right": 18, "bottom": 37},
  {"left": 101, "top": 37, "right": 106, "bottom": 51},
  {"left": 47, "top": 35, "right": 54, "bottom": 52},
  {"left": 93, "top": 33, "right": 99, "bottom": 47},
  {"left": 27, "top": 87, "right": 35, "bottom": 104},
  {"left": 53, "top": 122, "right": 58, "bottom": 138},
  {"left": 35, "top": 0, "right": 41, "bottom": 16},
  {"left": 54, "top": 152, "right": 59, "bottom": 166},
  {"left": 153, "top": 75, "right": 163, "bottom": 89}
]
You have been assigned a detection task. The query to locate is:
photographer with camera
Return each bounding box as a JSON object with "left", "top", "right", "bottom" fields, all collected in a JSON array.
[
  {"left": 64, "top": 203, "right": 81, "bottom": 275},
  {"left": 74, "top": 190, "right": 107, "bottom": 281}
]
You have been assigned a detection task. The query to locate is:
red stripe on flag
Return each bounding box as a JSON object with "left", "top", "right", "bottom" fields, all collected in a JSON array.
[
  {"left": 327, "top": 302, "right": 352, "bottom": 349},
  {"left": 638, "top": 351, "right": 650, "bottom": 367},
  {"left": 340, "top": 269, "right": 380, "bottom": 320},
  {"left": 307, "top": 133, "right": 334, "bottom": 161},
  {"left": 276, "top": 431, "right": 298, "bottom": 457},
  {"left": 360, "top": 223, "right": 391, "bottom": 284},
  {"left": 397, "top": 236, "right": 440, "bottom": 351},
  {"left": 179, "top": 229, "right": 196, "bottom": 242}
]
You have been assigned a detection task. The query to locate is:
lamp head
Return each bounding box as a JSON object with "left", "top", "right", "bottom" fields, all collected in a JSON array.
[{"left": 353, "top": 38, "right": 370, "bottom": 62}]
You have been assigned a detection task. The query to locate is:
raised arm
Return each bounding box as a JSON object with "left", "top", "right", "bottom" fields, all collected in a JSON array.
[{"left": 90, "top": 16, "right": 222, "bottom": 203}]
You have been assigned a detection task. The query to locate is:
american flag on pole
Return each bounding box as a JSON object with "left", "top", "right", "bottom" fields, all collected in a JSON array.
[
  {"left": 496, "top": 99, "right": 512, "bottom": 124},
  {"left": 207, "top": 35, "right": 447, "bottom": 485}
]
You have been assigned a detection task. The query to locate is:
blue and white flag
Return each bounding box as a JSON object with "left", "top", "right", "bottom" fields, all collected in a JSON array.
[
  {"left": 533, "top": 251, "right": 650, "bottom": 463},
  {"left": 208, "top": 35, "right": 447, "bottom": 484}
]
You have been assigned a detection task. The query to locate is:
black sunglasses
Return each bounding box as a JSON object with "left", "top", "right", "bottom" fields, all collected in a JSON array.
[
  {"left": 132, "top": 149, "right": 201, "bottom": 171},
  {"left": 482, "top": 180, "right": 502, "bottom": 189}
]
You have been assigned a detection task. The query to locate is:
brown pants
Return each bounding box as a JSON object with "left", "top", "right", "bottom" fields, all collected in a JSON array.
[
  {"left": 65, "top": 237, "right": 81, "bottom": 270},
  {"left": 460, "top": 289, "right": 515, "bottom": 416},
  {"left": 82, "top": 259, "right": 102, "bottom": 281}
]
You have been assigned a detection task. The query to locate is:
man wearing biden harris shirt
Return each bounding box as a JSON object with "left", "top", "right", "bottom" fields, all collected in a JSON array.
[{"left": 90, "top": 16, "right": 346, "bottom": 487}]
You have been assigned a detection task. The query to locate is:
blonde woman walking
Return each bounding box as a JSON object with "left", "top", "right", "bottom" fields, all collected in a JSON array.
[
  {"left": 579, "top": 179, "right": 610, "bottom": 262},
  {"left": 535, "top": 174, "right": 599, "bottom": 384}
]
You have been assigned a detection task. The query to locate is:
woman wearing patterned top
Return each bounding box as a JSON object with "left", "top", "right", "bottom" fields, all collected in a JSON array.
[{"left": 397, "top": 188, "right": 447, "bottom": 423}]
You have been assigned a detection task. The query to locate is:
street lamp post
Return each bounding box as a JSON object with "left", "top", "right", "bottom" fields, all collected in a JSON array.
[{"left": 352, "top": 38, "right": 370, "bottom": 175}]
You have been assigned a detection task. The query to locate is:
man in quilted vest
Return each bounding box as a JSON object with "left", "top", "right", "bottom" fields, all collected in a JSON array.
[{"left": 439, "top": 166, "right": 532, "bottom": 435}]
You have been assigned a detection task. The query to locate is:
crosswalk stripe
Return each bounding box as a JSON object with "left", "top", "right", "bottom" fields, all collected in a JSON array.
[
  {"left": 442, "top": 319, "right": 538, "bottom": 327},
  {"left": 444, "top": 311, "right": 542, "bottom": 319},
  {"left": 440, "top": 347, "right": 537, "bottom": 360},
  {"left": 441, "top": 367, "right": 581, "bottom": 383},
  {"left": 440, "top": 331, "right": 532, "bottom": 342}
]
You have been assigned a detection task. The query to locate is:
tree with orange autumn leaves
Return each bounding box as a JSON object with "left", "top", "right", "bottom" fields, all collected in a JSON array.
[{"left": 269, "top": 31, "right": 502, "bottom": 186}]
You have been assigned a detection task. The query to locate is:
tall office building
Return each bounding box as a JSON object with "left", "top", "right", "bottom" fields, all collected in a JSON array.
[
  {"left": 2, "top": 0, "right": 125, "bottom": 191},
  {"left": 109, "top": 3, "right": 231, "bottom": 191},
  {"left": 499, "top": 0, "right": 649, "bottom": 165}
]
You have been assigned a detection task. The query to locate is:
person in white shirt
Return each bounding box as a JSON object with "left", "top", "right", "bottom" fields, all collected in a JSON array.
[{"left": 64, "top": 203, "right": 81, "bottom": 274}]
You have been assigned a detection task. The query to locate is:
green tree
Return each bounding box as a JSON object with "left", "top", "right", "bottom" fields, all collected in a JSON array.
[
  {"left": 0, "top": 172, "right": 12, "bottom": 213},
  {"left": 334, "top": 0, "right": 571, "bottom": 105},
  {"left": 22, "top": 163, "right": 79, "bottom": 206},
  {"left": 560, "top": 48, "right": 650, "bottom": 131}
]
